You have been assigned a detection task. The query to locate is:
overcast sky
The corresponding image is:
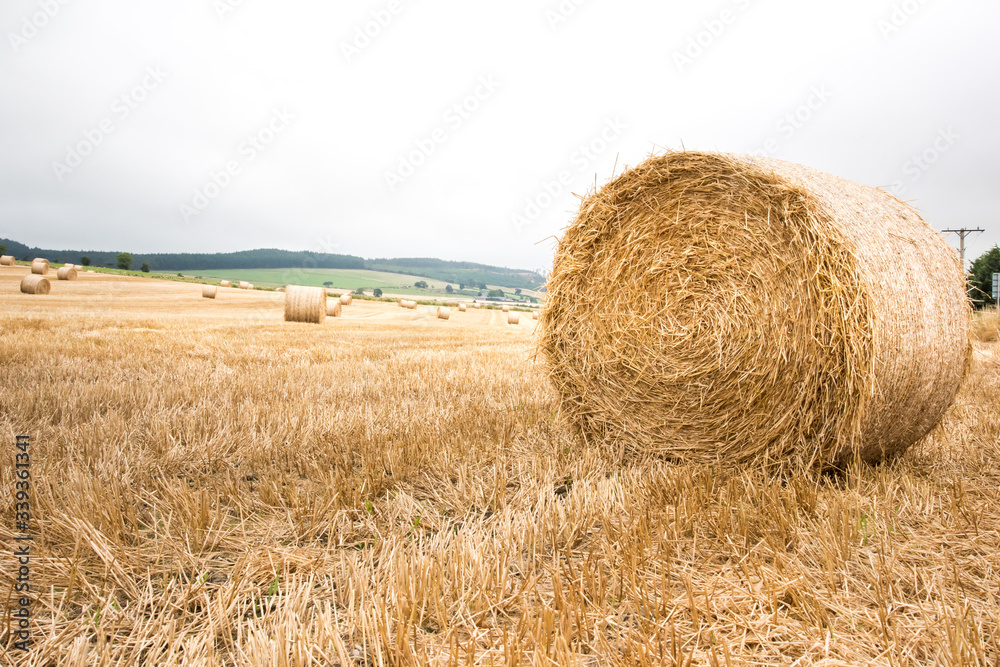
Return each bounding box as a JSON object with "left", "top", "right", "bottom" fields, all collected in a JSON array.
[{"left": 1, "top": 0, "right": 997, "bottom": 273}]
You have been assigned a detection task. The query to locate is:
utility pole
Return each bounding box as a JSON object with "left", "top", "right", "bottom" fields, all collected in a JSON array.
[{"left": 942, "top": 227, "right": 985, "bottom": 270}]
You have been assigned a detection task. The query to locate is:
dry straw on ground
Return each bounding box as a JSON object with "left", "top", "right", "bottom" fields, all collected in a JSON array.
[
  {"left": 284, "top": 285, "right": 327, "bottom": 324},
  {"left": 972, "top": 307, "right": 999, "bottom": 342},
  {"left": 327, "top": 299, "right": 342, "bottom": 317},
  {"left": 20, "top": 274, "right": 50, "bottom": 294},
  {"left": 220, "top": 280, "right": 232, "bottom": 288},
  {"left": 0, "top": 255, "right": 14, "bottom": 265},
  {"left": 437, "top": 306, "right": 451, "bottom": 320},
  {"left": 57, "top": 266, "right": 78, "bottom": 281},
  {"left": 508, "top": 311, "right": 520, "bottom": 325},
  {"left": 31, "top": 258, "right": 49, "bottom": 275},
  {"left": 542, "top": 151, "right": 970, "bottom": 470},
  {"left": 202, "top": 285, "right": 217, "bottom": 299},
  {"left": 340, "top": 293, "right": 352, "bottom": 306}
]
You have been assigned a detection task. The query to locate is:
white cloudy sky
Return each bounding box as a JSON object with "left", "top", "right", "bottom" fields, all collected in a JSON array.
[{"left": 0, "top": 0, "right": 997, "bottom": 272}]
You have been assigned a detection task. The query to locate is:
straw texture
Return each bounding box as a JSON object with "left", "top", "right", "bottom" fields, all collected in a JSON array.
[
  {"left": 284, "top": 285, "right": 326, "bottom": 324},
  {"left": 540, "top": 151, "right": 970, "bottom": 469},
  {"left": 327, "top": 300, "right": 342, "bottom": 317},
  {"left": 340, "top": 293, "right": 352, "bottom": 306},
  {"left": 31, "top": 258, "right": 49, "bottom": 275},
  {"left": 20, "top": 275, "right": 50, "bottom": 294},
  {"left": 202, "top": 285, "right": 218, "bottom": 299},
  {"left": 507, "top": 312, "right": 520, "bottom": 325},
  {"left": 0, "top": 255, "right": 14, "bottom": 266},
  {"left": 57, "top": 266, "right": 78, "bottom": 281},
  {"left": 437, "top": 306, "right": 451, "bottom": 320}
]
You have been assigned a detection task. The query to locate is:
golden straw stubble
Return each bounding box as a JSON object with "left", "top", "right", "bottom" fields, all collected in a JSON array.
[
  {"left": 541, "top": 151, "right": 970, "bottom": 470},
  {"left": 284, "top": 285, "right": 327, "bottom": 324},
  {"left": 20, "top": 275, "right": 50, "bottom": 294}
]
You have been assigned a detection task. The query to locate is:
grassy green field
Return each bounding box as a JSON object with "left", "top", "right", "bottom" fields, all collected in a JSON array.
[{"left": 188, "top": 268, "right": 542, "bottom": 301}]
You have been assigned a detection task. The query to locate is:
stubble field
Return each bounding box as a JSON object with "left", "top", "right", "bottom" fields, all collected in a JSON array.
[{"left": 0, "top": 268, "right": 998, "bottom": 666}]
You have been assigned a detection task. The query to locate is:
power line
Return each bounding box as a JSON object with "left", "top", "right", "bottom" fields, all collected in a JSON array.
[{"left": 941, "top": 227, "right": 985, "bottom": 269}]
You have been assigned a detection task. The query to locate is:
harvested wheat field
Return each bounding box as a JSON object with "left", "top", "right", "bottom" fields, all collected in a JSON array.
[{"left": 0, "top": 269, "right": 998, "bottom": 666}]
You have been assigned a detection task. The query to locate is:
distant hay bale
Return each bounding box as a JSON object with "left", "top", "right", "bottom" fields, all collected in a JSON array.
[
  {"left": 276, "top": 287, "right": 285, "bottom": 293},
  {"left": 403, "top": 300, "right": 418, "bottom": 309},
  {"left": 220, "top": 280, "right": 232, "bottom": 288},
  {"left": 31, "top": 259, "right": 49, "bottom": 275},
  {"left": 0, "top": 255, "right": 15, "bottom": 266},
  {"left": 327, "top": 299, "right": 342, "bottom": 317},
  {"left": 437, "top": 306, "right": 451, "bottom": 320},
  {"left": 340, "top": 293, "right": 352, "bottom": 306},
  {"left": 541, "top": 151, "right": 970, "bottom": 469},
  {"left": 458, "top": 304, "right": 467, "bottom": 312},
  {"left": 284, "top": 285, "right": 326, "bottom": 324},
  {"left": 248, "top": 283, "right": 254, "bottom": 290},
  {"left": 398, "top": 299, "right": 404, "bottom": 307},
  {"left": 238, "top": 281, "right": 250, "bottom": 290},
  {"left": 56, "top": 266, "right": 78, "bottom": 281},
  {"left": 75, "top": 265, "right": 84, "bottom": 270},
  {"left": 532, "top": 311, "right": 539, "bottom": 320},
  {"left": 507, "top": 312, "right": 520, "bottom": 325},
  {"left": 471, "top": 303, "right": 481, "bottom": 309},
  {"left": 502, "top": 305, "right": 510, "bottom": 312},
  {"left": 202, "top": 285, "right": 217, "bottom": 299},
  {"left": 20, "top": 275, "right": 50, "bottom": 294}
]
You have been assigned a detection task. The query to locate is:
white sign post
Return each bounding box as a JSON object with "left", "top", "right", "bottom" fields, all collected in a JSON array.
[{"left": 993, "top": 272, "right": 999, "bottom": 301}]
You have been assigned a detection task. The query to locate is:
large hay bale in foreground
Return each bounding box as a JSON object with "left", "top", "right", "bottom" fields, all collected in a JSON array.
[
  {"left": 327, "top": 299, "right": 342, "bottom": 317},
  {"left": 541, "top": 151, "right": 969, "bottom": 469},
  {"left": 284, "top": 285, "right": 326, "bottom": 324},
  {"left": 31, "top": 259, "right": 49, "bottom": 275},
  {"left": 202, "top": 285, "right": 217, "bottom": 299},
  {"left": 57, "top": 266, "right": 78, "bottom": 281},
  {"left": 0, "top": 255, "right": 14, "bottom": 266},
  {"left": 20, "top": 275, "right": 50, "bottom": 294}
]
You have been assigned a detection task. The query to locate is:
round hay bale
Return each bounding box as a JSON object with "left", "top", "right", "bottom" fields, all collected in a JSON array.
[
  {"left": 1, "top": 255, "right": 15, "bottom": 266},
  {"left": 398, "top": 299, "right": 405, "bottom": 307},
  {"left": 31, "top": 259, "right": 49, "bottom": 275},
  {"left": 458, "top": 303, "right": 467, "bottom": 312},
  {"left": 437, "top": 306, "right": 451, "bottom": 320},
  {"left": 340, "top": 293, "right": 352, "bottom": 306},
  {"left": 75, "top": 265, "right": 84, "bottom": 270},
  {"left": 502, "top": 305, "right": 510, "bottom": 312},
  {"left": 532, "top": 311, "right": 539, "bottom": 320},
  {"left": 20, "top": 275, "right": 50, "bottom": 294},
  {"left": 541, "top": 151, "right": 969, "bottom": 469},
  {"left": 220, "top": 280, "right": 232, "bottom": 288},
  {"left": 405, "top": 300, "right": 418, "bottom": 309},
  {"left": 284, "top": 285, "right": 326, "bottom": 324},
  {"left": 507, "top": 312, "right": 520, "bottom": 325},
  {"left": 238, "top": 281, "right": 250, "bottom": 290},
  {"left": 202, "top": 285, "right": 218, "bottom": 299},
  {"left": 56, "top": 266, "right": 78, "bottom": 281},
  {"left": 248, "top": 283, "right": 254, "bottom": 290},
  {"left": 472, "top": 303, "right": 481, "bottom": 309},
  {"left": 327, "top": 299, "right": 342, "bottom": 317}
]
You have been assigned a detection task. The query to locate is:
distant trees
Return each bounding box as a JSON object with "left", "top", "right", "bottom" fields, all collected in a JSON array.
[
  {"left": 353, "top": 288, "right": 365, "bottom": 296},
  {"left": 373, "top": 288, "right": 383, "bottom": 297},
  {"left": 116, "top": 252, "right": 133, "bottom": 270},
  {"left": 445, "top": 284, "right": 453, "bottom": 294},
  {"left": 459, "top": 283, "right": 465, "bottom": 290},
  {"left": 323, "top": 281, "right": 333, "bottom": 287},
  {"left": 487, "top": 289, "right": 505, "bottom": 299},
  {"left": 0, "top": 243, "right": 5, "bottom": 255},
  {"left": 81, "top": 256, "right": 90, "bottom": 266},
  {"left": 969, "top": 246, "right": 1000, "bottom": 306},
  {"left": 414, "top": 280, "right": 428, "bottom": 288},
  {"left": 514, "top": 288, "right": 522, "bottom": 295},
  {"left": 479, "top": 283, "right": 488, "bottom": 290},
  {"left": 140, "top": 263, "right": 150, "bottom": 273}
]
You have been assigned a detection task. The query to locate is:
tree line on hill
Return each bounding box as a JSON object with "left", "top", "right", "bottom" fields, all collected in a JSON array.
[{"left": 0, "top": 238, "right": 547, "bottom": 290}]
